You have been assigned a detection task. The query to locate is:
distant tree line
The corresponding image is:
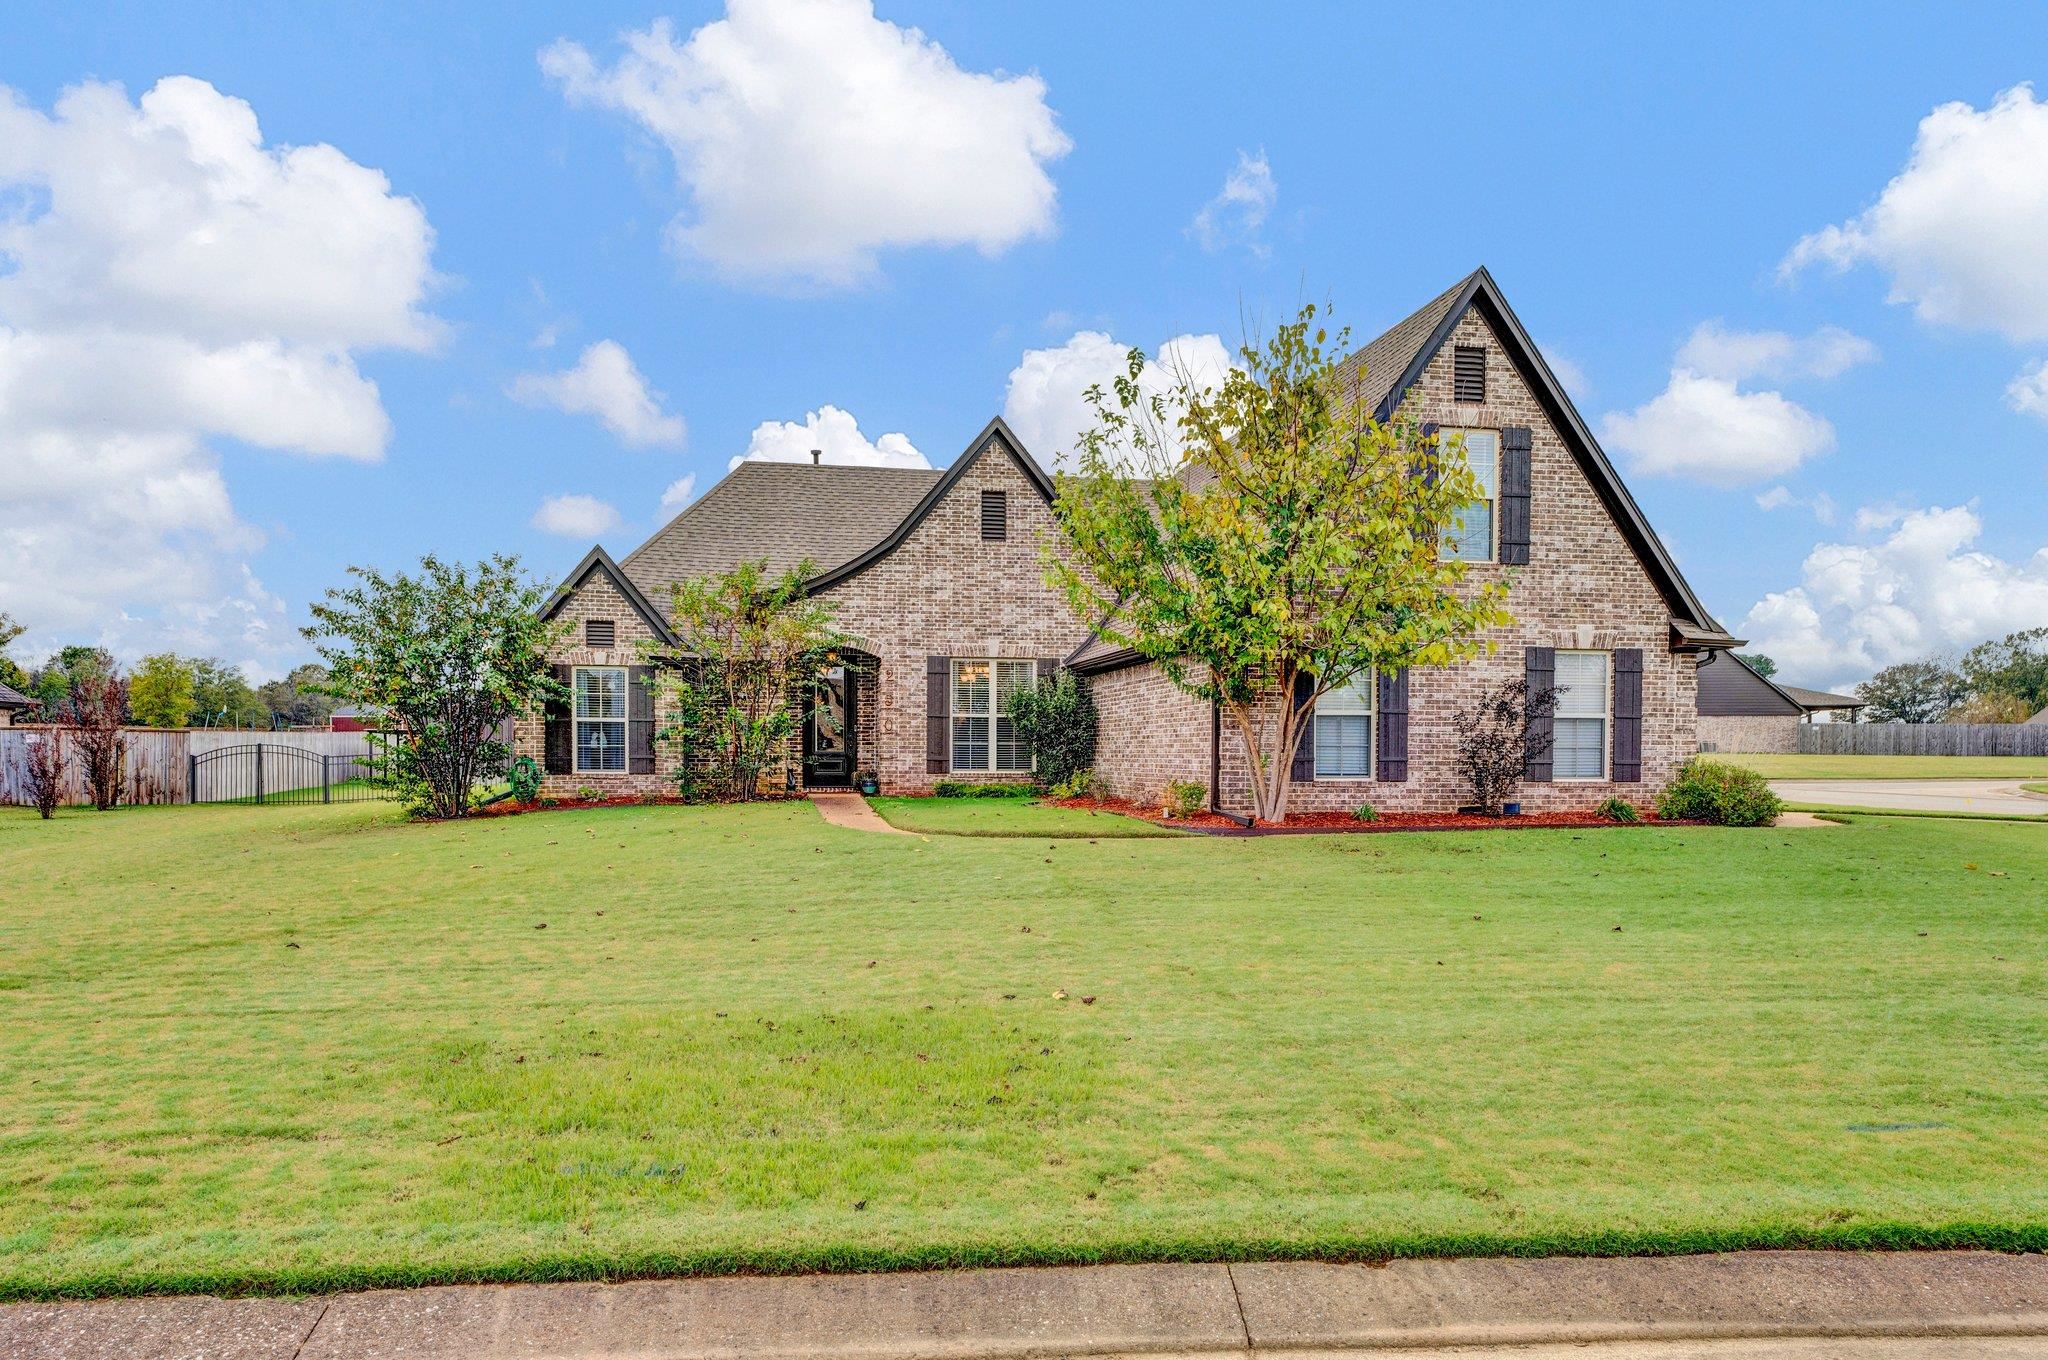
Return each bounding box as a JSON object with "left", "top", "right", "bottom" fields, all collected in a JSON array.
[
  {"left": 0, "top": 617, "right": 337, "bottom": 729},
  {"left": 1847, "top": 627, "right": 2047, "bottom": 725}
]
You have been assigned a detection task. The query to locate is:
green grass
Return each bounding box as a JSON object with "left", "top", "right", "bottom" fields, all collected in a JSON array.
[
  {"left": 2025, "top": 783, "right": 2048, "bottom": 796},
  {"left": 869, "top": 796, "right": 1181, "bottom": 838},
  {"left": 3, "top": 800, "right": 2047, "bottom": 1299},
  {"left": 1715, "top": 753, "right": 2048, "bottom": 779}
]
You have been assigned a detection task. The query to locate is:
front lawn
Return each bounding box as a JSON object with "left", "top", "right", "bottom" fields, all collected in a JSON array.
[
  {"left": 868, "top": 795, "right": 1181, "bottom": 838},
  {"left": 1717, "top": 753, "right": 2048, "bottom": 779},
  {"left": 2, "top": 799, "right": 2045, "bottom": 1298}
]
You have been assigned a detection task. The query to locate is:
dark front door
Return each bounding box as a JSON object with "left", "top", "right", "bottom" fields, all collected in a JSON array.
[{"left": 803, "top": 666, "right": 856, "bottom": 787}]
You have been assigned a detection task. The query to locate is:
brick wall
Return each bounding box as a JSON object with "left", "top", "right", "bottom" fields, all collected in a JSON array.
[
  {"left": 1698, "top": 714, "right": 1798, "bottom": 753},
  {"left": 513, "top": 569, "right": 680, "bottom": 799},
  {"left": 1087, "top": 661, "right": 1211, "bottom": 807}
]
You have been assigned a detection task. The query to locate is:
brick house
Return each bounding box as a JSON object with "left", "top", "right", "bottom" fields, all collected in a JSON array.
[{"left": 522, "top": 269, "right": 1740, "bottom": 812}]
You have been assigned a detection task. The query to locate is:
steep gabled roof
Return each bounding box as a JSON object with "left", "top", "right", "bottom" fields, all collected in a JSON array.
[
  {"left": 541, "top": 544, "right": 678, "bottom": 645},
  {"left": 804, "top": 417, "right": 1053, "bottom": 593},
  {"left": 0, "top": 681, "right": 32, "bottom": 709}
]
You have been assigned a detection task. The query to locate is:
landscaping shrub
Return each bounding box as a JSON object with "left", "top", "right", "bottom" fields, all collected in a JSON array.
[
  {"left": 932, "top": 781, "right": 1035, "bottom": 798},
  {"left": 1164, "top": 779, "right": 1206, "bottom": 819},
  {"left": 1352, "top": 802, "right": 1379, "bottom": 822},
  {"left": 1048, "top": 769, "right": 1099, "bottom": 799},
  {"left": 23, "top": 729, "right": 66, "bottom": 820},
  {"left": 1656, "top": 757, "right": 1783, "bottom": 827},
  {"left": 67, "top": 671, "right": 129, "bottom": 812},
  {"left": 1596, "top": 796, "right": 1641, "bottom": 824},
  {"left": 1004, "top": 670, "right": 1096, "bottom": 789},
  {"left": 1451, "top": 678, "right": 1557, "bottom": 816}
]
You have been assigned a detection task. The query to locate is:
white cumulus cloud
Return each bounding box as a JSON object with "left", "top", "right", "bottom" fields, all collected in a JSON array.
[
  {"left": 531, "top": 493, "right": 623, "bottom": 538},
  {"left": 1188, "top": 149, "right": 1276, "bottom": 255},
  {"left": 1675, "top": 322, "right": 1878, "bottom": 382},
  {"left": 1754, "top": 484, "right": 1838, "bottom": 524},
  {"left": 1782, "top": 84, "right": 2048, "bottom": 342},
  {"left": 1001, "top": 330, "right": 1235, "bottom": 470},
  {"left": 542, "top": 0, "right": 1071, "bottom": 288},
  {"left": 1738, "top": 503, "right": 2048, "bottom": 691},
  {"left": 730, "top": 405, "right": 928, "bottom": 469},
  {"left": 2005, "top": 357, "right": 2048, "bottom": 420},
  {"left": 0, "top": 75, "right": 440, "bottom": 671},
  {"left": 510, "top": 339, "right": 685, "bottom": 447},
  {"left": 658, "top": 472, "right": 699, "bottom": 513}
]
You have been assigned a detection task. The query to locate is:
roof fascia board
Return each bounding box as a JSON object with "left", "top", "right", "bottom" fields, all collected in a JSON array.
[{"left": 541, "top": 544, "right": 679, "bottom": 646}]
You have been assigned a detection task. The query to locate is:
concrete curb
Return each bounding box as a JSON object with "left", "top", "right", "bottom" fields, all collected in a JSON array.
[{"left": 5, "top": 1251, "right": 2048, "bottom": 1359}]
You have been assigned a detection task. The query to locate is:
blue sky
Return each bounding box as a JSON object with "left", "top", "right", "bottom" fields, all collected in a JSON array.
[{"left": 3, "top": 0, "right": 2046, "bottom": 690}]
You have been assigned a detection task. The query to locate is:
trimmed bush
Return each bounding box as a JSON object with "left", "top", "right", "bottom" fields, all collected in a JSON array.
[
  {"left": 1595, "top": 796, "right": 1641, "bottom": 824},
  {"left": 1048, "top": 769, "right": 1100, "bottom": 800},
  {"left": 1164, "top": 779, "right": 1206, "bottom": 819},
  {"left": 1004, "top": 671, "right": 1097, "bottom": 790},
  {"left": 1655, "top": 758, "right": 1783, "bottom": 827}
]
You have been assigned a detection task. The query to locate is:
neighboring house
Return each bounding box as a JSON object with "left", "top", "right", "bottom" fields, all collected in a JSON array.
[
  {"left": 330, "top": 706, "right": 377, "bottom": 733},
  {"left": 0, "top": 682, "right": 32, "bottom": 728},
  {"left": 522, "top": 268, "right": 1741, "bottom": 813},
  {"left": 1697, "top": 653, "right": 1864, "bottom": 752},
  {"left": 2026, "top": 706, "right": 2048, "bottom": 726}
]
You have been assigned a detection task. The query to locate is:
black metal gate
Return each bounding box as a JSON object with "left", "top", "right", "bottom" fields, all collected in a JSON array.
[{"left": 189, "top": 744, "right": 394, "bottom": 805}]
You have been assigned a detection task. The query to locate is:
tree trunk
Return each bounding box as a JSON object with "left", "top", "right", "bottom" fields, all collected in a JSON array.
[{"left": 1221, "top": 666, "right": 1310, "bottom": 824}]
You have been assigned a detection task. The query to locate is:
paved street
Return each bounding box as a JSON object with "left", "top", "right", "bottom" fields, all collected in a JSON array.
[{"left": 1772, "top": 779, "right": 2048, "bottom": 817}]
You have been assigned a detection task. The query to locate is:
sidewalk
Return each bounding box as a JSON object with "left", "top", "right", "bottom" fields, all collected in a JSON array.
[{"left": 7, "top": 1250, "right": 2048, "bottom": 1359}]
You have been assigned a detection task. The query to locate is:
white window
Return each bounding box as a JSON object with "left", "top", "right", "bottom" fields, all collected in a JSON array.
[
  {"left": 1553, "top": 651, "right": 1609, "bottom": 780},
  {"left": 1313, "top": 671, "right": 1375, "bottom": 779},
  {"left": 1440, "top": 428, "right": 1499, "bottom": 563},
  {"left": 952, "top": 659, "right": 1036, "bottom": 773},
  {"left": 574, "top": 666, "right": 627, "bottom": 773}
]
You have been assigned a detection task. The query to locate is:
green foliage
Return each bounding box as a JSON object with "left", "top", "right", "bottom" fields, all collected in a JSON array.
[
  {"left": 1596, "top": 796, "right": 1642, "bottom": 824},
  {"left": 931, "top": 780, "right": 1035, "bottom": 798},
  {"left": 1003, "top": 670, "right": 1096, "bottom": 788},
  {"left": 25, "top": 645, "right": 114, "bottom": 721},
  {"left": 1855, "top": 659, "right": 1967, "bottom": 724},
  {"left": 1046, "top": 769, "right": 1100, "bottom": 800},
  {"left": 304, "top": 554, "right": 565, "bottom": 820},
  {"left": 507, "top": 756, "right": 543, "bottom": 805},
  {"left": 1958, "top": 627, "right": 2048, "bottom": 713},
  {"left": 257, "top": 663, "right": 338, "bottom": 728},
  {"left": 1352, "top": 802, "right": 1379, "bottom": 822},
  {"left": 1734, "top": 652, "right": 1777, "bottom": 678},
  {"left": 128, "top": 653, "right": 195, "bottom": 728},
  {"left": 0, "top": 613, "right": 26, "bottom": 693},
  {"left": 1164, "top": 779, "right": 1206, "bottom": 819},
  {"left": 1045, "top": 301, "right": 1514, "bottom": 821},
  {"left": 647, "top": 558, "right": 844, "bottom": 803},
  {"left": 188, "top": 658, "right": 265, "bottom": 729},
  {"left": 1656, "top": 758, "right": 1783, "bottom": 827}
]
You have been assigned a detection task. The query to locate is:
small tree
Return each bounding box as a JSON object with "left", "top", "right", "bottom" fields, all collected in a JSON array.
[
  {"left": 1856, "top": 659, "right": 1966, "bottom": 724},
  {"left": 1734, "top": 651, "right": 1777, "bottom": 678},
  {"left": 1451, "top": 678, "right": 1556, "bottom": 816},
  {"left": 130, "top": 653, "right": 196, "bottom": 728},
  {"left": 1005, "top": 670, "right": 1096, "bottom": 789},
  {"left": 0, "top": 611, "right": 27, "bottom": 692},
  {"left": 648, "top": 558, "right": 844, "bottom": 802},
  {"left": 1047, "top": 302, "right": 1514, "bottom": 821},
  {"left": 22, "top": 728, "right": 67, "bottom": 819},
  {"left": 304, "top": 554, "right": 565, "bottom": 819},
  {"left": 67, "top": 671, "right": 129, "bottom": 811}
]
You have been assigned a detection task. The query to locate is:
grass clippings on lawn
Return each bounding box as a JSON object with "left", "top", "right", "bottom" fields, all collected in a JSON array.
[
  {"left": 1717, "top": 753, "right": 2048, "bottom": 780},
  {"left": 2, "top": 799, "right": 2046, "bottom": 1299}
]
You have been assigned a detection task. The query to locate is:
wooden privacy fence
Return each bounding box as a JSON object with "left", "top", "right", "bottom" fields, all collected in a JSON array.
[
  {"left": 1797, "top": 723, "right": 2048, "bottom": 757},
  {"left": 0, "top": 728, "right": 384, "bottom": 807}
]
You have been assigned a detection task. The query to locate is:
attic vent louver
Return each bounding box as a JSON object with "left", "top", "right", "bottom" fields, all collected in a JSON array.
[
  {"left": 1453, "top": 346, "right": 1487, "bottom": 403},
  {"left": 980, "top": 489, "right": 1007, "bottom": 541},
  {"left": 585, "top": 619, "right": 616, "bottom": 648}
]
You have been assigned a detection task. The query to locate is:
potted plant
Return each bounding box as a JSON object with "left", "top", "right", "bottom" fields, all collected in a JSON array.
[{"left": 855, "top": 769, "right": 880, "bottom": 796}]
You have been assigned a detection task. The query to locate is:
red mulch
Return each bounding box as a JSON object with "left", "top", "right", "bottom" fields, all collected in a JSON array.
[
  {"left": 471, "top": 795, "right": 696, "bottom": 818},
  {"left": 1048, "top": 795, "right": 1677, "bottom": 835}
]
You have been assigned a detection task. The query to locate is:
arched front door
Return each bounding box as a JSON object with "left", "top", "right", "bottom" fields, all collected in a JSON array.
[{"left": 802, "top": 665, "right": 856, "bottom": 787}]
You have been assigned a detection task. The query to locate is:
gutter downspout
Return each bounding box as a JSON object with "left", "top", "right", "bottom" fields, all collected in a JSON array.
[{"left": 1209, "top": 693, "right": 1253, "bottom": 828}]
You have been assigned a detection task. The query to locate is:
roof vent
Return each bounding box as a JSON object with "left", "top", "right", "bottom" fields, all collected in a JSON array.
[{"left": 810, "top": 448, "right": 822, "bottom": 465}]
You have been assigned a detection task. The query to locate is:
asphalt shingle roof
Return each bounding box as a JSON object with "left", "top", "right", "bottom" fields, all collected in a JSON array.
[
  {"left": 620, "top": 461, "right": 943, "bottom": 597},
  {"left": 1779, "top": 684, "right": 1864, "bottom": 711},
  {"left": 0, "top": 682, "right": 32, "bottom": 708}
]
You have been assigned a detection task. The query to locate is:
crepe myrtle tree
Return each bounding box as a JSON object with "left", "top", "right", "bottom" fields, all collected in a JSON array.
[
  {"left": 305, "top": 554, "right": 566, "bottom": 819},
  {"left": 1045, "top": 302, "right": 1514, "bottom": 822}
]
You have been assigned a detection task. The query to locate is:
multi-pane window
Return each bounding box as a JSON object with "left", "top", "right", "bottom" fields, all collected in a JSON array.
[
  {"left": 1553, "top": 651, "right": 1609, "bottom": 780},
  {"left": 1440, "top": 428, "right": 1499, "bottom": 563},
  {"left": 1313, "top": 671, "right": 1375, "bottom": 779},
  {"left": 574, "top": 666, "right": 627, "bottom": 773},
  {"left": 952, "top": 659, "right": 1036, "bottom": 772}
]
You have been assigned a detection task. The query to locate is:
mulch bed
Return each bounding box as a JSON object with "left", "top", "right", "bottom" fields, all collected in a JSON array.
[
  {"left": 1048, "top": 795, "right": 1680, "bottom": 835},
  {"left": 471, "top": 795, "right": 697, "bottom": 818}
]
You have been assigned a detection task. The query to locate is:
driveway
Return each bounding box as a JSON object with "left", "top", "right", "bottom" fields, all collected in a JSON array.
[{"left": 1771, "top": 778, "right": 2048, "bottom": 817}]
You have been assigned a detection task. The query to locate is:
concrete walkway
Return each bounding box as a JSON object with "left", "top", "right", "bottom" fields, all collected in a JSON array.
[
  {"left": 1771, "top": 778, "right": 2048, "bottom": 817},
  {"left": 808, "top": 791, "right": 913, "bottom": 835},
  {"left": 8, "top": 1251, "right": 2048, "bottom": 1359}
]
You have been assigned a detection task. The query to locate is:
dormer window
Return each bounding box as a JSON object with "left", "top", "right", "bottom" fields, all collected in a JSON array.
[
  {"left": 980, "top": 489, "right": 1007, "bottom": 541},
  {"left": 1453, "top": 345, "right": 1487, "bottom": 403}
]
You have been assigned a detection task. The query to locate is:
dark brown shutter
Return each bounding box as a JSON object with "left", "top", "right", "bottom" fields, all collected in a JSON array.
[
  {"left": 926, "top": 656, "right": 950, "bottom": 774},
  {"left": 1289, "top": 670, "right": 1316, "bottom": 782},
  {"left": 1499, "top": 426, "right": 1532, "bottom": 566},
  {"left": 1612, "top": 648, "right": 1643, "bottom": 783},
  {"left": 1037, "top": 658, "right": 1059, "bottom": 684},
  {"left": 1375, "top": 667, "right": 1409, "bottom": 782},
  {"left": 627, "top": 665, "right": 656, "bottom": 774},
  {"left": 1524, "top": 647, "right": 1554, "bottom": 783},
  {"left": 544, "top": 665, "right": 572, "bottom": 774}
]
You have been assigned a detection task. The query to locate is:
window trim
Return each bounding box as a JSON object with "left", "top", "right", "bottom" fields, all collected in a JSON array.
[
  {"left": 949, "top": 658, "right": 1036, "bottom": 774},
  {"left": 1311, "top": 669, "right": 1377, "bottom": 782},
  {"left": 572, "top": 664, "right": 629, "bottom": 775},
  {"left": 1552, "top": 650, "right": 1611, "bottom": 783},
  {"left": 1439, "top": 426, "right": 1500, "bottom": 564}
]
